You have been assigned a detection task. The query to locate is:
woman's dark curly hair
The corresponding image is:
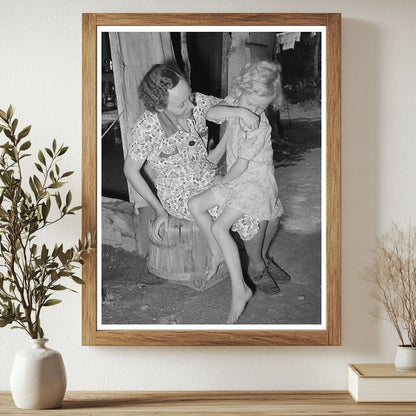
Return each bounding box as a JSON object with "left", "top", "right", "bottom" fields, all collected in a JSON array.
[{"left": 138, "top": 64, "right": 184, "bottom": 112}]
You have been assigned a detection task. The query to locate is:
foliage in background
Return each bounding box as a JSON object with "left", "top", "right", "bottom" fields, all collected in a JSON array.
[
  {"left": 0, "top": 106, "right": 94, "bottom": 339},
  {"left": 363, "top": 224, "right": 416, "bottom": 347},
  {"left": 279, "top": 33, "right": 321, "bottom": 84}
]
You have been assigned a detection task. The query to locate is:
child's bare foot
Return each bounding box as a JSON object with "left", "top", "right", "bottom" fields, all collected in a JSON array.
[
  {"left": 205, "top": 254, "right": 225, "bottom": 281},
  {"left": 226, "top": 286, "right": 252, "bottom": 324}
]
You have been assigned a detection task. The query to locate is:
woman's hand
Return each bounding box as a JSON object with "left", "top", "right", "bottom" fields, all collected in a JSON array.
[
  {"left": 213, "top": 175, "right": 224, "bottom": 185},
  {"left": 149, "top": 211, "right": 169, "bottom": 244},
  {"left": 124, "top": 156, "right": 171, "bottom": 244},
  {"left": 238, "top": 108, "right": 260, "bottom": 132}
]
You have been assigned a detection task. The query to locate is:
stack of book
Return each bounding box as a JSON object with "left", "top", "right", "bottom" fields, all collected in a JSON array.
[{"left": 348, "top": 364, "right": 416, "bottom": 402}]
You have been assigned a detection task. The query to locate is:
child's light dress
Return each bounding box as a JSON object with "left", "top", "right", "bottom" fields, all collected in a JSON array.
[{"left": 211, "top": 109, "right": 283, "bottom": 240}]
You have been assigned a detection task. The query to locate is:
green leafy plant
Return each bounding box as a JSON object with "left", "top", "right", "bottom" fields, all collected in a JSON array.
[
  {"left": 363, "top": 223, "right": 416, "bottom": 347},
  {"left": 0, "top": 105, "right": 94, "bottom": 339}
]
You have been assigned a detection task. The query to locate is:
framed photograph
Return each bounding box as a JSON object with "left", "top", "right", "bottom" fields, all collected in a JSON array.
[{"left": 82, "top": 13, "right": 341, "bottom": 346}]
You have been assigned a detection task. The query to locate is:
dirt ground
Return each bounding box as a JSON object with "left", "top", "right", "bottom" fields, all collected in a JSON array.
[{"left": 101, "top": 101, "right": 322, "bottom": 326}]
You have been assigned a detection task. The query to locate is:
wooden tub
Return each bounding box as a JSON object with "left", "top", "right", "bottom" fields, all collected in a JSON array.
[{"left": 147, "top": 216, "right": 210, "bottom": 282}]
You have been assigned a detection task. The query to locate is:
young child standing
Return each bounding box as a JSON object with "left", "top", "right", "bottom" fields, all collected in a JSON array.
[{"left": 188, "top": 60, "right": 284, "bottom": 324}]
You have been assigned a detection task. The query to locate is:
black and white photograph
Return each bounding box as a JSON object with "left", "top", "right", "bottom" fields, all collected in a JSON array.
[{"left": 98, "top": 27, "right": 326, "bottom": 329}]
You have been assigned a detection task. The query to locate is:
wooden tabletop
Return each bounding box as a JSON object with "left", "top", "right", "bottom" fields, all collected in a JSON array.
[{"left": 1, "top": 391, "right": 416, "bottom": 415}]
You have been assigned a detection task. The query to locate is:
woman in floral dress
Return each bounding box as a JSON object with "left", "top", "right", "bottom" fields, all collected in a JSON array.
[
  {"left": 124, "top": 65, "right": 257, "bottom": 238},
  {"left": 124, "top": 64, "right": 288, "bottom": 293}
]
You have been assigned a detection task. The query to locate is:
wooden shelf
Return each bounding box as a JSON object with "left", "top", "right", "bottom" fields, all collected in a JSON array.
[{"left": 1, "top": 391, "right": 416, "bottom": 415}]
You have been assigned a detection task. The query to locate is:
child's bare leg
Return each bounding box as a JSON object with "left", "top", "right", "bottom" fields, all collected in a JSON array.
[
  {"left": 212, "top": 208, "right": 252, "bottom": 324},
  {"left": 261, "top": 216, "right": 290, "bottom": 282},
  {"left": 243, "top": 220, "right": 268, "bottom": 273},
  {"left": 261, "top": 216, "right": 280, "bottom": 262},
  {"left": 243, "top": 219, "right": 282, "bottom": 293},
  {"left": 188, "top": 190, "right": 224, "bottom": 280}
]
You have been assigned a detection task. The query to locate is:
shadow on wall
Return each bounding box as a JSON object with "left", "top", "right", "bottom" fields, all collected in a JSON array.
[{"left": 340, "top": 19, "right": 381, "bottom": 355}]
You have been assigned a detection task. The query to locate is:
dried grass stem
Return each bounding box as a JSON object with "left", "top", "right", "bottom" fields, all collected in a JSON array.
[{"left": 363, "top": 224, "right": 416, "bottom": 347}]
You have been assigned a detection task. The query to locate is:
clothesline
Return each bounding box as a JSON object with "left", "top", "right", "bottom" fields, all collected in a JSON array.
[{"left": 275, "top": 32, "right": 317, "bottom": 53}]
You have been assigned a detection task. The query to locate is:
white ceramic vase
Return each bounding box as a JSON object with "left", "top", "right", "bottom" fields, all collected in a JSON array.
[
  {"left": 10, "top": 338, "right": 67, "bottom": 409},
  {"left": 394, "top": 345, "right": 416, "bottom": 371}
]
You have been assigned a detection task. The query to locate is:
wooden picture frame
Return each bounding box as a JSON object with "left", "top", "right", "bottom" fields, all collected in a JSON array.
[{"left": 82, "top": 13, "right": 341, "bottom": 346}]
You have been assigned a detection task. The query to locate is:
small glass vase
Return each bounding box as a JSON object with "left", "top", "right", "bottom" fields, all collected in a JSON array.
[
  {"left": 10, "top": 338, "right": 67, "bottom": 409},
  {"left": 394, "top": 345, "right": 416, "bottom": 371}
]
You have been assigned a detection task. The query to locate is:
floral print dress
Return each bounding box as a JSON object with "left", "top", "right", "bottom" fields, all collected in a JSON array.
[{"left": 128, "top": 93, "right": 219, "bottom": 221}]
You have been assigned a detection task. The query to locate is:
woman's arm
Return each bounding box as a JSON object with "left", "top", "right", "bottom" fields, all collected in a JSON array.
[
  {"left": 207, "top": 101, "right": 260, "bottom": 131},
  {"left": 219, "top": 157, "right": 249, "bottom": 185},
  {"left": 207, "top": 133, "right": 229, "bottom": 165},
  {"left": 206, "top": 101, "right": 260, "bottom": 165},
  {"left": 124, "top": 156, "right": 168, "bottom": 243},
  {"left": 123, "top": 156, "right": 166, "bottom": 216}
]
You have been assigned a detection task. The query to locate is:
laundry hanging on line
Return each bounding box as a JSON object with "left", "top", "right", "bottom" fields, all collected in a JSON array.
[{"left": 275, "top": 32, "right": 301, "bottom": 53}]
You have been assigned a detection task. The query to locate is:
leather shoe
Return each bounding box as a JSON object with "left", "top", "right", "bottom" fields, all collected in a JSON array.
[
  {"left": 249, "top": 267, "right": 280, "bottom": 295},
  {"left": 266, "top": 258, "right": 291, "bottom": 282}
]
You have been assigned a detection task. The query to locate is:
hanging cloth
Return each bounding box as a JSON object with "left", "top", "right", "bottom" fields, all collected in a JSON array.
[
  {"left": 276, "top": 32, "right": 301, "bottom": 53},
  {"left": 108, "top": 32, "right": 177, "bottom": 207}
]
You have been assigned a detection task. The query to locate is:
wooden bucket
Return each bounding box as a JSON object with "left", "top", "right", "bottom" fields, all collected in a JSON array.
[{"left": 147, "top": 216, "right": 210, "bottom": 282}]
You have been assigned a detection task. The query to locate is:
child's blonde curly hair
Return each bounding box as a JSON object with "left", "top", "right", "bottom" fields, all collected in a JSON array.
[{"left": 230, "top": 60, "right": 283, "bottom": 110}]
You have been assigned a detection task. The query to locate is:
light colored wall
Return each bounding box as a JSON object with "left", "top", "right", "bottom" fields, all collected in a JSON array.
[{"left": 1, "top": 0, "right": 415, "bottom": 391}]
